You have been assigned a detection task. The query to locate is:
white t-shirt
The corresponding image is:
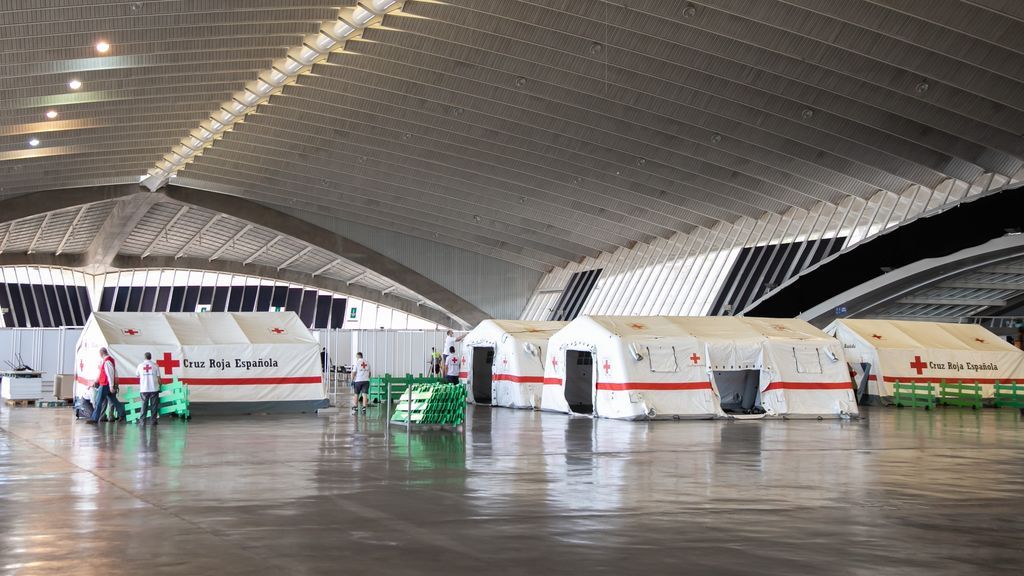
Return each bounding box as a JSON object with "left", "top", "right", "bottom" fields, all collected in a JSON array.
[
  {"left": 136, "top": 360, "right": 161, "bottom": 393},
  {"left": 445, "top": 355, "right": 461, "bottom": 377},
  {"left": 354, "top": 358, "right": 371, "bottom": 382},
  {"left": 443, "top": 335, "right": 456, "bottom": 355}
]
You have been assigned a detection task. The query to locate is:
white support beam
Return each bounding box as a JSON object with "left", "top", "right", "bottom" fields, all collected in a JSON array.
[
  {"left": 142, "top": 205, "right": 189, "bottom": 258},
  {"left": 54, "top": 205, "right": 88, "bottom": 256},
  {"left": 381, "top": 285, "right": 397, "bottom": 295},
  {"left": 25, "top": 213, "right": 50, "bottom": 255},
  {"left": 244, "top": 234, "right": 282, "bottom": 265},
  {"left": 0, "top": 225, "right": 9, "bottom": 254},
  {"left": 983, "top": 264, "right": 1024, "bottom": 274},
  {"left": 209, "top": 224, "right": 253, "bottom": 261},
  {"left": 898, "top": 296, "right": 1008, "bottom": 307},
  {"left": 311, "top": 258, "right": 341, "bottom": 277},
  {"left": 277, "top": 246, "right": 312, "bottom": 270},
  {"left": 346, "top": 271, "right": 368, "bottom": 285},
  {"left": 175, "top": 214, "right": 223, "bottom": 259}
]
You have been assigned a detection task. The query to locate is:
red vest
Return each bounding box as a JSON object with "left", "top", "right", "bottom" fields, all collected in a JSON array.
[{"left": 97, "top": 356, "right": 116, "bottom": 387}]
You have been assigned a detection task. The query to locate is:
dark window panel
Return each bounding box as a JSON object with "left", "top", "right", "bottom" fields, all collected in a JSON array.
[
  {"left": 256, "top": 285, "right": 274, "bottom": 311},
  {"left": 271, "top": 286, "right": 289, "bottom": 308},
  {"left": 76, "top": 286, "right": 91, "bottom": 324},
  {"left": 198, "top": 286, "right": 214, "bottom": 305},
  {"left": 53, "top": 285, "right": 74, "bottom": 325},
  {"left": 299, "top": 290, "right": 318, "bottom": 327},
  {"left": 212, "top": 287, "right": 229, "bottom": 311},
  {"left": 42, "top": 285, "right": 63, "bottom": 327},
  {"left": 67, "top": 288, "right": 84, "bottom": 325},
  {"left": 99, "top": 287, "right": 115, "bottom": 311},
  {"left": 241, "top": 286, "right": 258, "bottom": 311},
  {"left": 0, "top": 285, "right": 14, "bottom": 327},
  {"left": 169, "top": 286, "right": 187, "bottom": 312},
  {"left": 285, "top": 288, "right": 303, "bottom": 313},
  {"left": 315, "top": 295, "right": 332, "bottom": 329},
  {"left": 155, "top": 287, "right": 172, "bottom": 312},
  {"left": 127, "top": 287, "right": 144, "bottom": 312},
  {"left": 21, "top": 284, "right": 40, "bottom": 327},
  {"left": 7, "top": 284, "right": 26, "bottom": 327},
  {"left": 140, "top": 287, "right": 157, "bottom": 312},
  {"left": 225, "top": 286, "right": 242, "bottom": 312},
  {"left": 113, "top": 287, "right": 130, "bottom": 311},
  {"left": 330, "top": 298, "right": 347, "bottom": 329},
  {"left": 32, "top": 285, "right": 53, "bottom": 327},
  {"left": 183, "top": 286, "right": 201, "bottom": 312}
]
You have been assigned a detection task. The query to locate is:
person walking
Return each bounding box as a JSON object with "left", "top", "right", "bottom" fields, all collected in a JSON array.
[
  {"left": 351, "top": 352, "right": 371, "bottom": 414},
  {"left": 429, "top": 347, "right": 442, "bottom": 377},
  {"left": 444, "top": 346, "right": 461, "bottom": 384},
  {"left": 87, "top": 347, "right": 122, "bottom": 424},
  {"left": 442, "top": 330, "right": 464, "bottom": 367},
  {"left": 136, "top": 352, "right": 163, "bottom": 425}
]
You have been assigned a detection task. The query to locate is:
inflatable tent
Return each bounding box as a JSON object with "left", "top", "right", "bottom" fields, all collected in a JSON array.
[
  {"left": 460, "top": 319, "right": 567, "bottom": 408},
  {"left": 825, "top": 318, "right": 1024, "bottom": 403},
  {"left": 74, "top": 312, "right": 327, "bottom": 413},
  {"left": 541, "top": 316, "right": 856, "bottom": 420}
]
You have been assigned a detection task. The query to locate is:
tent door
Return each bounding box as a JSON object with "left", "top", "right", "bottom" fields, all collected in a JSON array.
[
  {"left": 713, "top": 370, "right": 763, "bottom": 414},
  {"left": 471, "top": 346, "right": 494, "bottom": 404},
  {"left": 564, "top": 350, "right": 593, "bottom": 415}
]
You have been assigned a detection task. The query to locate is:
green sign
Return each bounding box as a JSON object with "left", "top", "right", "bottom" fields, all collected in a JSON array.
[{"left": 349, "top": 307, "right": 358, "bottom": 319}]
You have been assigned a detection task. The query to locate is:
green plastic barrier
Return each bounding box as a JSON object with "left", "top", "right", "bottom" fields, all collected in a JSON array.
[
  {"left": 993, "top": 381, "right": 1024, "bottom": 409},
  {"left": 123, "top": 378, "right": 190, "bottom": 423},
  {"left": 370, "top": 373, "right": 447, "bottom": 405},
  {"left": 938, "top": 380, "right": 983, "bottom": 410},
  {"left": 391, "top": 382, "right": 467, "bottom": 426},
  {"left": 893, "top": 381, "right": 935, "bottom": 410}
]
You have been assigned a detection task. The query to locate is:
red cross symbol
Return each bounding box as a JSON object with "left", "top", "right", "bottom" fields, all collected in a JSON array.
[
  {"left": 156, "top": 352, "right": 180, "bottom": 376},
  {"left": 270, "top": 327, "right": 285, "bottom": 334},
  {"left": 871, "top": 334, "right": 883, "bottom": 340},
  {"left": 78, "top": 359, "right": 84, "bottom": 371},
  {"left": 143, "top": 364, "right": 152, "bottom": 373},
  {"left": 461, "top": 356, "right": 466, "bottom": 364},
  {"left": 551, "top": 356, "right": 558, "bottom": 368},
  {"left": 690, "top": 353, "right": 701, "bottom": 365},
  {"left": 123, "top": 328, "right": 139, "bottom": 336},
  {"left": 909, "top": 355, "right": 927, "bottom": 375},
  {"left": 502, "top": 357, "right": 508, "bottom": 366},
  {"left": 602, "top": 359, "right": 611, "bottom": 374},
  {"left": 629, "top": 322, "right": 646, "bottom": 330},
  {"left": 359, "top": 361, "right": 368, "bottom": 370},
  {"left": 771, "top": 324, "right": 786, "bottom": 332},
  {"left": 975, "top": 338, "right": 985, "bottom": 343}
]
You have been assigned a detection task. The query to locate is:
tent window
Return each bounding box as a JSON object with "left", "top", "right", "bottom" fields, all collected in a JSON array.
[
  {"left": 645, "top": 345, "right": 678, "bottom": 372},
  {"left": 793, "top": 346, "right": 822, "bottom": 374}
]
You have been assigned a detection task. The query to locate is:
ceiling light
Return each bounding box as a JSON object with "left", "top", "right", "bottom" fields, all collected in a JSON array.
[
  {"left": 29, "top": 139, "right": 40, "bottom": 147},
  {"left": 801, "top": 108, "right": 814, "bottom": 120},
  {"left": 68, "top": 79, "right": 82, "bottom": 90},
  {"left": 95, "top": 41, "right": 111, "bottom": 54},
  {"left": 45, "top": 110, "right": 58, "bottom": 119},
  {"left": 915, "top": 81, "right": 929, "bottom": 94}
]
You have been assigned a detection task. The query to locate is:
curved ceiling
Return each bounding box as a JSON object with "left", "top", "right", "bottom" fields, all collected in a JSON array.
[{"left": 2, "top": 0, "right": 1024, "bottom": 273}]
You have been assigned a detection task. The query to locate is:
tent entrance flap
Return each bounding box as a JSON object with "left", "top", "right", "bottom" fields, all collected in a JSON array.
[
  {"left": 564, "top": 350, "right": 593, "bottom": 414},
  {"left": 472, "top": 346, "right": 494, "bottom": 404},
  {"left": 714, "top": 370, "right": 763, "bottom": 414}
]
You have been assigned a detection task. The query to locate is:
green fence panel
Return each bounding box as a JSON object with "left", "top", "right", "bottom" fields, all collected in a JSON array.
[
  {"left": 993, "top": 381, "right": 1024, "bottom": 409},
  {"left": 391, "top": 382, "right": 467, "bottom": 426},
  {"left": 893, "top": 381, "right": 935, "bottom": 410},
  {"left": 125, "top": 378, "right": 190, "bottom": 423},
  {"left": 938, "top": 380, "right": 983, "bottom": 410}
]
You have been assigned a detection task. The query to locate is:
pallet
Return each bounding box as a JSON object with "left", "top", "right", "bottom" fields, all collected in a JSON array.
[
  {"left": 36, "top": 400, "right": 71, "bottom": 408},
  {"left": 4, "top": 399, "right": 36, "bottom": 407}
]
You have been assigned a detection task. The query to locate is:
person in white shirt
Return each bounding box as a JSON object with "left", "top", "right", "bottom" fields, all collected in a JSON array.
[
  {"left": 442, "top": 330, "right": 464, "bottom": 367},
  {"left": 135, "top": 352, "right": 163, "bottom": 425},
  {"left": 444, "top": 346, "right": 461, "bottom": 384},
  {"left": 351, "top": 352, "right": 371, "bottom": 414}
]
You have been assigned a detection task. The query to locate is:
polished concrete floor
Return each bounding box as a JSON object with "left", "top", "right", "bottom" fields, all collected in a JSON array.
[{"left": 1, "top": 404, "right": 1023, "bottom": 575}]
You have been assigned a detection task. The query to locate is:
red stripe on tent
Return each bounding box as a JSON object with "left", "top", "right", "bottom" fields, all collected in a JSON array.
[
  {"left": 543, "top": 377, "right": 563, "bottom": 386},
  {"left": 764, "top": 381, "right": 851, "bottom": 392},
  {"left": 458, "top": 371, "right": 468, "bottom": 378},
  {"left": 76, "top": 375, "right": 319, "bottom": 386},
  {"left": 596, "top": 381, "right": 712, "bottom": 391},
  {"left": 492, "top": 373, "right": 545, "bottom": 384}
]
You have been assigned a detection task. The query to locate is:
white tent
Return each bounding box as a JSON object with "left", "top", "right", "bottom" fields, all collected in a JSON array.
[
  {"left": 541, "top": 316, "right": 857, "bottom": 420},
  {"left": 460, "top": 319, "right": 567, "bottom": 408},
  {"left": 825, "top": 318, "right": 1024, "bottom": 403},
  {"left": 74, "top": 312, "right": 327, "bottom": 413}
]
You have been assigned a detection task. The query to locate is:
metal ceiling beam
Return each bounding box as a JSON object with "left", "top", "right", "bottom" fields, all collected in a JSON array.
[
  {"left": 175, "top": 214, "right": 223, "bottom": 259},
  {"left": 82, "top": 192, "right": 163, "bottom": 273},
  {"left": 142, "top": 205, "right": 189, "bottom": 258},
  {"left": 277, "top": 246, "right": 312, "bottom": 270},
  {"left": 311, "top": 258, "right": 340, "bottom": 277},
  {"left": 938, "top": 280, "right": 1024, "bottom": 291},
  {"left": 0, "top": 185, "right": 141, "bottom": 225},
  {"left": 983, "top": 264, "right": 1024, "bottom": 274},
  {"left": 209, "top": 224, "right": 253, "bottom": 261},
  {"left": 897, "top": 296, "right": 1009, "bottom": 307},
  {"left": 244, "top": 235, "right": 283, "bottom": 265},
  {"left": 25, "top": 213, "right": 49, "bottom": 255},
  {"left": 54, "top": 205, "right": 88, "bottom": 256}
]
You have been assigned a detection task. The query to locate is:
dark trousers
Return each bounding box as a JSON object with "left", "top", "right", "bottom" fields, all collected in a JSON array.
[
  {"left": 90, "top": 386, "right": 124, "bottom": 421},
  {"left": 141, "top": 392, "right": 160, "bottom": 422}
]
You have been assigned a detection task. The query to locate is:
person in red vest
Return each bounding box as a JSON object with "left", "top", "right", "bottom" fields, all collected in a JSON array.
[{"left": 87, "top": 347, "right": 124, "bottom": 424}]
